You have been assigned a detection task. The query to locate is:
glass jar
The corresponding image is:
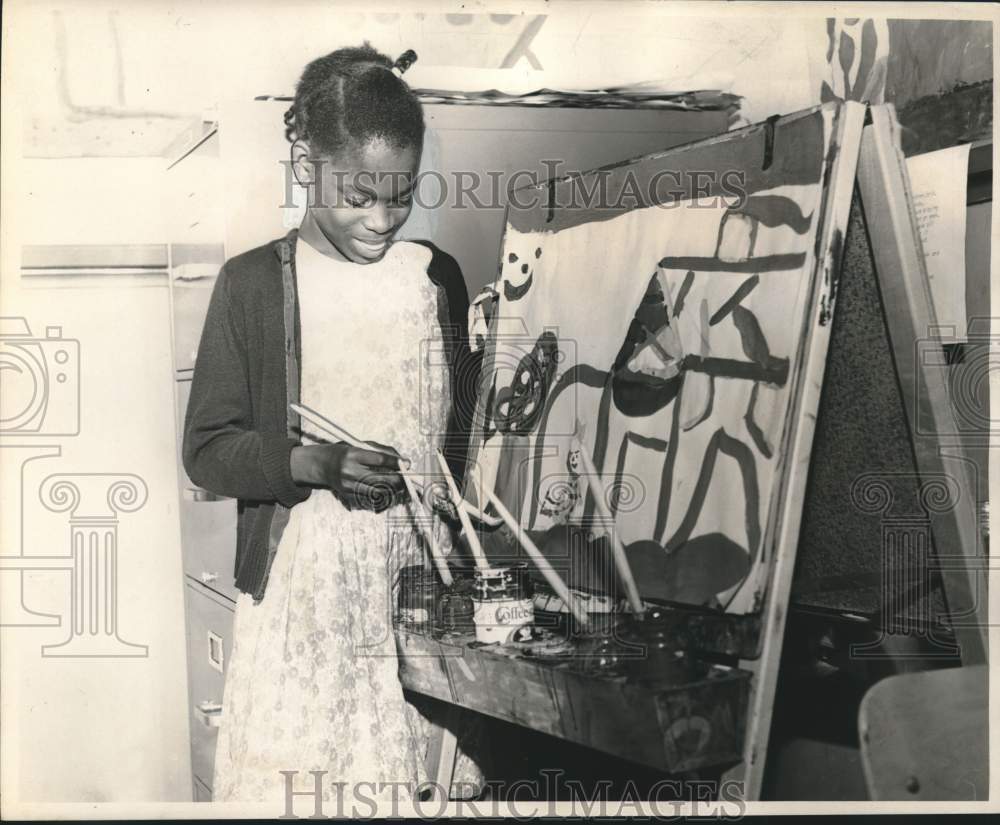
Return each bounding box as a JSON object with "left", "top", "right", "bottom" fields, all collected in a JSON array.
[{"left": 396, "top": 565, "right": 442, "bottom": 627}]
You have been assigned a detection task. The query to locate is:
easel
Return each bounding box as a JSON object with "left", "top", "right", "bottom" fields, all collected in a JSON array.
[
  {"left": 411, "top": 102, "right": 987, "bottom": 802},
  {"left": 724, "top": 103, "right": 987, "bottom": 800}
]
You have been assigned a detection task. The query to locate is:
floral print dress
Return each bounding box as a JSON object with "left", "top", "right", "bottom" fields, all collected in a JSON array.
[{"left": 212, "top": 237, "right": 482, "bottom": 804}]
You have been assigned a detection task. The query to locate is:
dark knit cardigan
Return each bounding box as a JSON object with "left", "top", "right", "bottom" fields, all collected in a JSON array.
[{"left": 182, "top": 230, "right": 479, "bottom": 601}]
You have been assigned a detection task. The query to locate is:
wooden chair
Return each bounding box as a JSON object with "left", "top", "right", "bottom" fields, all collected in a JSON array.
[{"left": 858, "top": 664, "right": 987, "bottom": 800}]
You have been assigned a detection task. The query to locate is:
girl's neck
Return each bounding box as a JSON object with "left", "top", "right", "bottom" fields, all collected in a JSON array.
[{"left": 298, "top": 211, "right": 352, "bottom": 263}]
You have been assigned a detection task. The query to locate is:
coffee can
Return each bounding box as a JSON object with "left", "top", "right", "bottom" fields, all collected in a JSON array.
[{"left": 472, "top": 564, "right": 534, "bottom": 643}]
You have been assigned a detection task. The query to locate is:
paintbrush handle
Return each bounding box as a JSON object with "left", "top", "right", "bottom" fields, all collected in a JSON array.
[
  {"left": 575, "top": 441, "right": 646, "bottom": 616},
  {"left": 291, "top": 403, "right": 406, "bottom": 463},
  {"left": 401, "top": 469, "right": 453, "bottom": 587},
  {"left": 403, "top": 478, "right": 502, "bottom": 527},
  {"left": 482, "top": 487, "right": 590, "bottom": 628},
  {"left": 291, "top": 403, "right": 365, "bottom": 447},
  {"left": 435, "top": 450, "right": 489, "bottom": 570}
]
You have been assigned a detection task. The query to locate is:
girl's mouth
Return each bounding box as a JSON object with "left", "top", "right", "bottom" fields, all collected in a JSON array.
[{"left": 355, "top": 238, "right": 388, "bottom": 256}]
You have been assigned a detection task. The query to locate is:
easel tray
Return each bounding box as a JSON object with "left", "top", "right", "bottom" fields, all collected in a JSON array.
[{"left": 395, "top": 624, "right": 751, "bottom": 774}]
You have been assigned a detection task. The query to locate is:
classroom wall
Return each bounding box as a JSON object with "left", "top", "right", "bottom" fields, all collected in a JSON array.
[
  {"left": 12, "top": 0, "right": 828, "bottom": 152},
  {"left": 11, "top": 2, "right": 993, "bottom": 159},
  {"left": 0, "top": 153, "right": 192, "bottom": 804}
]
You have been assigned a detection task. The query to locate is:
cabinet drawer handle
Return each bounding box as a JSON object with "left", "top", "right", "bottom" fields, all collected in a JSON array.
[
  {"left": 200, "top": 571, "right": 219, "bottom": 585},
  {"left": 207, "top": 630, "right": 224, "bottom": 673},
  {"left": 184, "top": 487, "right": 225, "bottom": 502},
  {"left": 195, "top": 700, "right": 223, "bottom": 728}
]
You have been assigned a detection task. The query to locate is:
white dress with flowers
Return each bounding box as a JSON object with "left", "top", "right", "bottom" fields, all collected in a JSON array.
[{"left": 212, "top": 237, "right": 483, "bottom": 804}]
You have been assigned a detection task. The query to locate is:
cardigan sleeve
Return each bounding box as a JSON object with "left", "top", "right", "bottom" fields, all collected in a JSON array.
[
  {"left": 418, "top": 242, "right": 483, "bottom": 486},
  {"left": 182, "top": 264, "right": 312, "bottom": 507}
]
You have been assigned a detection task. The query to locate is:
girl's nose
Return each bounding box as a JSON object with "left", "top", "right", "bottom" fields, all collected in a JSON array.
[{"left": 363, "top": 203, "right": 392, "bottom": 235}]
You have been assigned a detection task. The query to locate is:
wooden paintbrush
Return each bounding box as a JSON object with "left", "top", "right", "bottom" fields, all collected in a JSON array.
[
  {"left": 482, "top": 486, "right": 590, "bottom": 628},
  {"left": 291, "top": 402, "right": 409, "bottom": 465},
  {"left": 573, "top": 430, "right": 646, "bottom": 616}
]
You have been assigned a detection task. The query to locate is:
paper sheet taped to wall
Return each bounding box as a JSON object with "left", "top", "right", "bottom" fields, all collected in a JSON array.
[{"left": 905, "top": 143, "right": 971, "bottom": 341}]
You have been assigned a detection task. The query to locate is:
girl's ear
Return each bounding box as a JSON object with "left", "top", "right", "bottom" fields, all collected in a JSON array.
[{"left": 290, "top": 140, "right": 313, "bottom": 187}]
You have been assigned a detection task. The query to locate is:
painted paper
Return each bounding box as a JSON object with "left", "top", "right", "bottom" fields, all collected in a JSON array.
[{"left": 465, "top": 103, "right": 859, "bottom": 615}]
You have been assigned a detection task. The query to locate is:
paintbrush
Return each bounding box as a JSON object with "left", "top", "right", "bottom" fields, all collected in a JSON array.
[
  {"left": 291, "top": 402, "right": 409, "bottom": 465},
  {"left": 435, "top": 449, "right": 490, "bottom": 570},
  {"left": 573, "top": 429, "right": 646, "bottom": 617},
  {"left": 400, "top": 469, "right": 454, "bottom": 587},
  {"left": 482, "top": 486, "right": 590, "bottom": 629}
]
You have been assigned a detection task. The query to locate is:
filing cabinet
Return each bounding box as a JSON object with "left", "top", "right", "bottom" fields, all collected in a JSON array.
[
  {"left": 183, "top": 580, "right": 235, "bottom": 793},
  {"left": 174, "top": 377, "right": 239, "bottom": 602},
  {"left": 167, "top": 125, "right": 236, "bottom": 802}
]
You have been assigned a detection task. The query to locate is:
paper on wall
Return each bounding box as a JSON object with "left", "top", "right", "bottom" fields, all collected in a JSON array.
[{"left": 905, "top": 143, "right": 971, "bottom": 342}]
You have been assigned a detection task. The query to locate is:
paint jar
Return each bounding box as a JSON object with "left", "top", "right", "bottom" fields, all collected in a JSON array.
[
  {"left": 396, "top": 565, "right": 442, "bottom": 627},
  {"left": 622, "top": 607, "right": 695, "bottom": 685},
  {"left": 471, "top": 564, "right": 534, "bottom": 644},
  {"left": 578, "top": 634, "right": 633, "bottom": 677}
]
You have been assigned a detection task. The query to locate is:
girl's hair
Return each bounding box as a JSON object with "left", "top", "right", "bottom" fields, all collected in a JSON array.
[{"left": 284, "top": 43, "right": 423, "bottom": 157}]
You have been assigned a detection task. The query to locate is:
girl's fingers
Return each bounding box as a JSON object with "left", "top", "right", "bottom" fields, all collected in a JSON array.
[
  {"left": 354, "top": 449, "right": 397, "bottom": 468},
  {"left": 358, "top": 441, "right": 411, "bottom": 470},
  {"left": 365, "top": 439, "right": 397, "bottom": 454},
  {"left": 339, "top": 480, "right": 403, "bottom": 512},
  {"left": 347, "top": 470, "right": 406, "bottom": 491}
]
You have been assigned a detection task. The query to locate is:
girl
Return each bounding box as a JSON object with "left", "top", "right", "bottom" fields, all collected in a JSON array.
[{"left": 183, "top": 43, "right": 483, "bottom": 804}]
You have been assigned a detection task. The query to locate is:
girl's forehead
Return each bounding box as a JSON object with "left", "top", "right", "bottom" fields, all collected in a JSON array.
[{"left": 322, "top": 137, "right": 419, "bottom": 177}]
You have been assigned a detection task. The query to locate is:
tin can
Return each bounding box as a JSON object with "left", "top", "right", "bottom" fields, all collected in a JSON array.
[{"left": 472, "top": 564, "right": 534, "bottom": 644}]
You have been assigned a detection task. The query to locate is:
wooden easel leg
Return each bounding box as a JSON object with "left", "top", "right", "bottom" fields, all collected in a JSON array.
[
  {"left": 722, "top": 101, "right": 868, "bottom": 803},
  {"left": 856, "top": 104, "right": 987, "bottom": 666},
  {"left": 425, "top": 705, "right": 460, "bottom": 801}
]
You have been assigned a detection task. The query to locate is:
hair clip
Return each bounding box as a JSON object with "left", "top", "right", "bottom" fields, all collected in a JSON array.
[{"left": 392, "top": 49, "right": 418, "bottom": 77}]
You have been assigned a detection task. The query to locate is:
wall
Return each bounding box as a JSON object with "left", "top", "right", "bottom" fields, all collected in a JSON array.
[
  {"left": 0, "top": 147, "right": 192, "bottom": 804},
  {"left": 8, "top": 0, "right": 831, "bottom": 154}
]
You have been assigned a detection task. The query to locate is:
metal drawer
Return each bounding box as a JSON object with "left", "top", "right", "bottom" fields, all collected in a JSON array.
[
  {"left": 175, "top": 377, "right": 239, "bottom": 601},
  {"left": 185, "top": 581, "right": 235, "bottom": 791}
]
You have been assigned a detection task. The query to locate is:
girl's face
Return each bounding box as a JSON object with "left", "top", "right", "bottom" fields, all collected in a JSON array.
[{"left": 301, "top": 137, "right": 419, "bottom": 264}]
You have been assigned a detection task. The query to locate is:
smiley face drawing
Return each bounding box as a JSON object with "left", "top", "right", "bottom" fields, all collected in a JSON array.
[{"left": 502, "top": 244, "right": 542, "bottom": 302}]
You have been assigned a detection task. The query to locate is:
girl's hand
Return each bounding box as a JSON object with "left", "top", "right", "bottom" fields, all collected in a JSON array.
[{"left": 290, "top": 442, "right": 408, "bottom": 512}]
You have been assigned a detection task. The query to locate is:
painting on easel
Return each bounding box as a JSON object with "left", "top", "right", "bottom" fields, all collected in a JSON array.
[{"left": 464, "top": 101, "right": 865, "bottom": 617}]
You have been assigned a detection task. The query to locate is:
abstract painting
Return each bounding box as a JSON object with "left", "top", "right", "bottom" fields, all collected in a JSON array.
[{"left": 464, "top": 102, "right": 864, "bottom": 615}]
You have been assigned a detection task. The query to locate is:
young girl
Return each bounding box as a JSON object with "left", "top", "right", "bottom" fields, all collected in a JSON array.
[{"left": 183, "top": 43, "right": 483, "bottom": 804}]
